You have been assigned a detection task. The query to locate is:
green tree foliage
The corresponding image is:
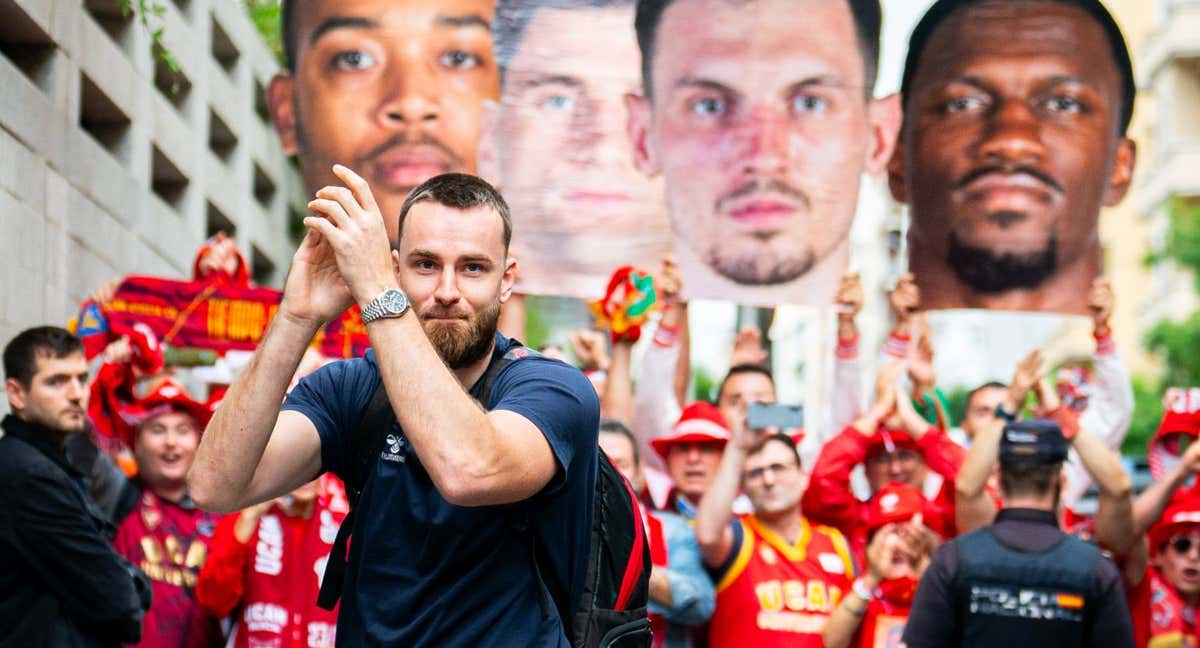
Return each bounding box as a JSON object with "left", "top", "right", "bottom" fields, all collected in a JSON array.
[
  {"left": 1129, "top": 198, "right": 1200, "bottom": 454},
  {"left": 245, "top": 0, "right": 284, "bottom": 66}
]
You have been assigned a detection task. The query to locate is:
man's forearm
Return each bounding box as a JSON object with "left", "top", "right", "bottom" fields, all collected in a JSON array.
[
  {"left": 602, "top": 342, "right": 634, "bottom": 423},
  {"left": 957, "top": 419, "right": 1002, "bottom": 499},
  {"left": 695, "top": 446, "right": 744, "bottom": 559},
  {"left": 366, "top": 312, "right": 544, "bottom": 505},
  {"left": 648, "top": 568, "right": 673, "bottom": 608},
  {"left": 1134, "top": 463, "right": 1191, "bottom": 536},
  {"left": 190, "top": 314, "right": 317, "bottom": 510}
]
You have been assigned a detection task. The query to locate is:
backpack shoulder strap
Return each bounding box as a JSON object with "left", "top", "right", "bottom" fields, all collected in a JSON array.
[
  {"left": 475, "top": 342, "right": 541, "bottom": 406},
  {"left": 316, "top": 375, "right": 393, "bottom": 610}
]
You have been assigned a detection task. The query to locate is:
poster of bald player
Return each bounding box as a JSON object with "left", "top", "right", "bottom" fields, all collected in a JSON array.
[
  {"left": 892, "top": 0, "right": 1136, "bottom": 314},
  {"left": 485, "top": 0, "right": 672, "bottom": 300}
]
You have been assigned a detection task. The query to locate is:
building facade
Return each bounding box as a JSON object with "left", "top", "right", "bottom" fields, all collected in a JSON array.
[{"left": 0, "top": 0, "right": 302, "bottom": 358}]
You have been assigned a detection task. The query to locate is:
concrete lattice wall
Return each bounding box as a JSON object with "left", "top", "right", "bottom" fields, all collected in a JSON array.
[{"left": 0, "top": 0, "right": 302, "bottom": 359}]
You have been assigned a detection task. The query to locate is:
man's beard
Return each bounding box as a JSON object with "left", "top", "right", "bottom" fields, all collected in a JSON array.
[
  {"left": 708, "top": 242, "right": 815, "bottom": 286},
  {"left": 422, "top": 300, "right": 502, "bottom": 370},
  {"left": 705, "top": 177, "right": 814, "bottom": 285},
  {"left": 946, "top": 229, "right": 1058, "bottom": 294}
]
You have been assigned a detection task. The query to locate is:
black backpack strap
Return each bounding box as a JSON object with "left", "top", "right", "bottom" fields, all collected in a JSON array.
[{"left": 317, "top": 379, "right": 394, "bottom": 610}]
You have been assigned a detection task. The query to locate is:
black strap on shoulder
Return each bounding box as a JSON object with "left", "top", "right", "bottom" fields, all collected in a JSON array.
[
  {"left": 316, "top": 380, "right": 393, "bottom": 610},
  {"left": 317, "top": 340, "right": 540, "bottom": 610}
]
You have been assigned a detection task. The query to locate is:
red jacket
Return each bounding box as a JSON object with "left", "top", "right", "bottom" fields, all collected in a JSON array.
[
  {"left": 194, "top": 495, "right": 347, "bottom": 648},
  {"left": 801, "top": 425, "right": 964, "bottom": 554}
]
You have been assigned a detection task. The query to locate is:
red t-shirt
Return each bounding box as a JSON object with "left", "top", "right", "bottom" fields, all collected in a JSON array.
[
  {"left": 195, "top": 495, "right": 346, "bottom": 648},
  {"left": 113, "top": 486, "right": 223, "bottom": 648},
  {"left": 709, "top": 514, "right": 855, "bottom": 647}
]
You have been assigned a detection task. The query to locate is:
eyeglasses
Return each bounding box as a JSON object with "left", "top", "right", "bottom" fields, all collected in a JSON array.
[
  {"left": 744, "top": 462, "right": 798, "bottom": 483},
  {"left": 1169, "top": 535, "right": 1200, "bottom": 556}
]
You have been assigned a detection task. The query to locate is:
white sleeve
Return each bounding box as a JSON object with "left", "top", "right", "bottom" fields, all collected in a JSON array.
[
  {"left": 830, "top": 340, "right": 863, "bottom": 438},
  {"left": 1061, "top": 338, "right": 1134, "bottom": 506},
  {"left": 633, "top": 334, "right": 683, "bottom": 471}
]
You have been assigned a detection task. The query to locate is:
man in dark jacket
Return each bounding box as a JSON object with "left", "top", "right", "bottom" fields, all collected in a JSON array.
[
  {"left": 0, "top": 326, "right": 149, "bottom": 647},
  {"left": 903, "top": 417, "right": 1133, "bottom": 647}
]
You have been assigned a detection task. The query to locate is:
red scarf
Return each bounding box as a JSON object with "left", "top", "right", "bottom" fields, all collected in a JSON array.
[{"left": 1147, "top": 570, "right": 1199, "bottom": 647}]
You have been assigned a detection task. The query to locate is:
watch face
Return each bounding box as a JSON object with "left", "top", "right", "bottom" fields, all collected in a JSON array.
[{"left": 381, "top": 290, "right": 408, "bottom": 314}]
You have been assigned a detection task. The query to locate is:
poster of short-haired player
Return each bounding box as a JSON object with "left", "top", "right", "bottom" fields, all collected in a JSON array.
[{"left": 484, "top": 0, "right": 673, "bottom": 300}]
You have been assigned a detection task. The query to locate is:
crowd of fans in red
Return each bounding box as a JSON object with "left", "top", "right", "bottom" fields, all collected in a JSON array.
[{"left": 3, "top": 231, "right": 1200, "bottom": 647}]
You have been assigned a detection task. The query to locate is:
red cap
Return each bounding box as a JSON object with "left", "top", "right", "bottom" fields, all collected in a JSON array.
[
  {"left": 651, "top": 402, "right": 730, "bottom": 461},
  {"left": 125, "top": 378, "right": 211, "bottom": 443},
  {"left": 1149, "top": 485, "right": 1200, "bottom": 556},
  {"left": 865, "top": 482, "right": 927, "bottom": 533},
  {"left": 865, "top": 429, "right": 920, "bottom": 460}
]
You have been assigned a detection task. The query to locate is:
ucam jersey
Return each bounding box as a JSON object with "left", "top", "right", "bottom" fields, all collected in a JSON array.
[{"left": 709, "top": 514, "right": 856, "bottom": 647}]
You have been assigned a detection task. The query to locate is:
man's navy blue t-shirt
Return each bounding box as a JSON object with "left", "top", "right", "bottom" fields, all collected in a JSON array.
[{"left": 282, "top": 334, "right": 599, "bottom": 646}]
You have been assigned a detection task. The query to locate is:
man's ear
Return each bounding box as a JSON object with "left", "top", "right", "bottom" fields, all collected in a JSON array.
[
  {"left": 887, "top": 128, "right": 909, "bottom": 205},
  {"left": 391, "top": 249, "right": 402, "bottom": 276},
  {"left": 477, "top": 99, "right": 502, "bottom": 189},
  {"left": 865, "top": 93, "right": 902, "bottom": 176},
  {"left": 625, "top": 93, "right": 660, "bottom": 177},
  {"left": 1103, "top": 137, "right": 1137, "bottom": 207},
  {"left": 500, "top": 255, "right": 518, "bottom": 303},
  {"left": 5, "top": 377, "right": 27, "bottom": 412},
  {"left": 266, "top": 73, "right": 300, "bottom": 156}
]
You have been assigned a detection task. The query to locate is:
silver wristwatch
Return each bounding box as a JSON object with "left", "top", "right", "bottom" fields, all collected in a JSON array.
[{"left": 361, "top": 288, "right": 410, "bottom": 325}]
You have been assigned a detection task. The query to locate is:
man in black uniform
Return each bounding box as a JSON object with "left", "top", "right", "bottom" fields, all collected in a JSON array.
[
  {"left": 0, "top": 326, "right": 149, "bottom": 647},
  {"left": 903, "top": 418, "right": 1133, "bottom": 647}
]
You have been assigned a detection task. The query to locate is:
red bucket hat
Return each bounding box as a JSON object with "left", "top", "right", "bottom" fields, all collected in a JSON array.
[
  {"left": 1149, "top": 485, "right": 1200, "bottom": 556},
  {"left": 123, "top": 378, "right": 212, "bottom": 445},
  {"left": 865, "top": 482, "right": 927, "bottom": 532},
  {"left": 865, "top": 429, "right": 921, "bottom": 461},
  {"left": 651, "top": 402, "right": 730, "bottom": 461}
]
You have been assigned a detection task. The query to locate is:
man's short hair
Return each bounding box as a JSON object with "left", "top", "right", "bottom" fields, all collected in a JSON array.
[
  {"left": 3, "top": 326, "right": 84, "bottom": 388},
  {"left": 396, "top": 173, "right": 513, "bottom": 251},
  {"left": 634, "top": 0, "right": 882, "bottom": 99},
  {"left": 899, "top": 0, "right": 1135, "bottom": 135},
  {"left": 748, "top": 432, "right": 802, "bottom": 468},
  {"left": 999, "top": 461, "right": 1061, "bottom": 500},
  {"left": 965, "top": 380, "right": 1007, "bottom": 410},
  {"left": 281, "top": 0, "right": 299, "bottom": 73},
  {"left": 494, "top": 0, "right": 635, "bottom": 75},
  {"left": 716, "top": 364, "right": 775, "bottom": 404},
  {"left": 599, "top": 418, "right": 640, "bottom": 466}
]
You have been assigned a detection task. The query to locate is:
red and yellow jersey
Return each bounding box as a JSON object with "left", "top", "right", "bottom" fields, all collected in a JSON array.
[{"left": 709, "top": 514, "right": 856, "bottom": 647}]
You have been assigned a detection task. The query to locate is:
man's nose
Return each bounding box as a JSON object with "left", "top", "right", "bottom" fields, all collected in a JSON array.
[
  {"left": 976, "top": 98, "right": 1048, "bottom": 168},
  {"left": 433, "top": 267, "right": 461, "bottom": 305},
  {"left": 736, "top": 105, "right": 790, "bottom": 177},
  {"left": 379, "top": 54, "right": 440, "bottom": 128}
]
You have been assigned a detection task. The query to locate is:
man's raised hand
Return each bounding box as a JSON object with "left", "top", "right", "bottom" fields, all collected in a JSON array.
[
  {"left": 1005, "top": 349, "right": 1044, "bottom": 415},
  {"left": 835, "top": 272, "right": 864, "bottom": 319},
  {"left": 303, "top": 165, "right": 398, "bottom": 309},
  {"left": 1089, "top": 278, "right": 1114, "bottom": 335}
]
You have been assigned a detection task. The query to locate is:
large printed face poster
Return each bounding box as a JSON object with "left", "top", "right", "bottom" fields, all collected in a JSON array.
[
  {"left": 487, "top": 0, "right": 890, "bottom": 306},
  {"left": 484, "top": 0, "right": 1137, "bottom": 315},
  {"left": 890, "top": 0, "right": 1136, "bottom": 315},
  {"left": 486, "top": 1, "right": 672, "bottom": 299}
]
